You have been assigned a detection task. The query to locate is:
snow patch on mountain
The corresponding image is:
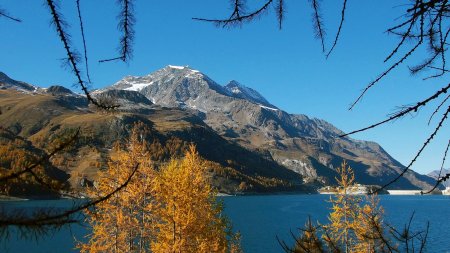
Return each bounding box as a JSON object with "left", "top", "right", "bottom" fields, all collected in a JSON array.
[
  {"left": 168, "top": 65, "right": 185, "bottom": 70},
  {"left": 124, "top": 81, "right": 155, "bottom": 91},
  {"left": 260, "top": 105, "right": 278, "bottom": 111}
]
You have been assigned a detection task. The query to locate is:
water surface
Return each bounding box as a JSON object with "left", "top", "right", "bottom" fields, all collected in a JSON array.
[{"left": 1, "top": 195, "right": 449, "bottom": 253}]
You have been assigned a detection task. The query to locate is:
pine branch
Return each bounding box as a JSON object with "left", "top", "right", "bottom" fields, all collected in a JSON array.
[
  {"left": 341, "top": 82, "right": 450, "bottom": 137},
  {"left": 99, "top": 0, "right": 135, "bottom": 63},
  {"left": 45, "top": 0, "right": 118, "bottom": 110},
  {"left": 192, "top": 0, "right": 274, "bottom": 27},
  {"left": 310, "top": 0, "right": 326, "bottom": 53}
]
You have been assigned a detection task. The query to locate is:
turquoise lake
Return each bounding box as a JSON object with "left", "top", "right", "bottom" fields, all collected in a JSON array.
[{"left": 1, "top": 195, "right": 449, "bottom": 253}]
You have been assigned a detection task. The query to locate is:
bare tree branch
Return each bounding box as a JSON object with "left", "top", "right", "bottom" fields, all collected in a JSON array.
[
  {"left": 45, "top": 0, "right": 118, "bottom": 110},
  {"left": 0, "top": 128, "right": 80, "bottom": 183},
  {"left": 341, "top": 82, "right": 450, "bottom": 137},
  {"left": 0, "top": 163, "right": 138, "bottom": 231},
  {"left": 76, "top": 0, "right": 91, "bottom": 83},
  {"left": 0, "top": 7, "right": 21, "bottom": 22},
  {"left": 326, "top": 0, "right": 347, "bottom": 58},
  {"left": 421, "top": 140, "right": 450, "bottom": 194},
  {"left": 374, "top": 105, "right": 450, "bottom": 193}
]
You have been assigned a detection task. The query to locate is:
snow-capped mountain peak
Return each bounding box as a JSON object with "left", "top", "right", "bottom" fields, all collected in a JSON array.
[
  {"left": 166, "top": 65, "right": 201, "bottom": 74},
  {"left": 104, "top": 66, "right": 278, "bottom": 110},
  {"left": 167, "top": 65, "right": 186, "bottom": 70}
]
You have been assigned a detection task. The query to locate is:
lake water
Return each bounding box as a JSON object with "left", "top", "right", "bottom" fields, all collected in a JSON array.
[{"left": 1, "top": 195, "right": 449, "bottom": 253}]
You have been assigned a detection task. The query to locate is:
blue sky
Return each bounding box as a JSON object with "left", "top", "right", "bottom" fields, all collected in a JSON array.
[{"left": 1, "top": 0, "right": 449, "bottom": 174}]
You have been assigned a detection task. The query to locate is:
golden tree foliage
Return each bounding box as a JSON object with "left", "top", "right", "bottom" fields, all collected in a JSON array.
[
  {"left": 0, "top": 129, "right": 66, "bottom": 196},
  {"left": 151, "top": 144, "right": 239, "bottom": 253},
  {"left": 291, "top": 217, "right": 324, "bottom": 253},
  {"left": 324, "top": 160, "right": 362, "bottom": 252},
  {"left": 78, "top": 124, "right": 240, "bottom": 252},
  {"left": 287, "top": 161, "right": 391, "bottom": 253},
  {"left": 77, "top": 124, "right": 155, "bottom": 253},
  {"left": 324, "top": 161, "right": 389, "bottom": 253}
]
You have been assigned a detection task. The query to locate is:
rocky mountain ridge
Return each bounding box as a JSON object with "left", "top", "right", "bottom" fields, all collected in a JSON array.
[
  {"left": 99, "top": 65, "right": 436, "bottom": 190},
  {"left": 0, "top": 67, "right": 437, "bottom": 194}
]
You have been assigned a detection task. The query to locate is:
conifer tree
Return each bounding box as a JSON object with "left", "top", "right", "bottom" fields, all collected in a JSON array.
[
  {"left": 292, "top": 217, "right": 324, "bottom": 253},
  {"left": 324, "top": 161, "right": 362, "bottom": 252},
  {"left": 285, "top": 161, "right": 397, "bottom": 253},
  {"left": 151, "top": 145, "right": 240, "bottom": 253},
  {"left": 77, "top": 123, "right": 155, "bottom": 253},
  {"left": 78, "top": 126, "right": 240, "bottom": 252}
]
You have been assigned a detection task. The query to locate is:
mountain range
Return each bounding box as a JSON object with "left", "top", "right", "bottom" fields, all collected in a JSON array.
[{"left": 0, "top": 66, "right": 438, "bottom": 197}]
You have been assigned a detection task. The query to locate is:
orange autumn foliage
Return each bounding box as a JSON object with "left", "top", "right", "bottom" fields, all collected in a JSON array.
[
  {"left": 78, "top": 124, "right": 241, "bottom": 253},
  {"left": 151, "top": 145, "right": 240, "bottom": 253},
  {"left": 78, "top": 125, "right": 155, "bottom": 253}
]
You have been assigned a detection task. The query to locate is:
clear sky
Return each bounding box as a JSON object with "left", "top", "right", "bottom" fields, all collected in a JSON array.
[{"left": 1, "top": 0, "right": 449, "bottom": 174}]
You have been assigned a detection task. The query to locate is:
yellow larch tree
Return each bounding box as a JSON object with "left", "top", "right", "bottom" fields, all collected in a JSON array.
[
  {"left": 78, "top": 124, "right": 240, "bottom": 252},
  {"left": 284, "top": 161, "right": 414, "bottom": 252},
  {"left": 322, "top": 161, "right": 391, "bottom": 253},
  {"left": 353, "top": 196, "right": 389, "bottom": 253},
  {"left": 151, "top": 144, "right": 240, "bottom": 253},
  {"left": 77, "top": 123, "right": 156, "bottom": 253},
  {"left": 323, "top": 160, "right": 362, "bottom": 252}
]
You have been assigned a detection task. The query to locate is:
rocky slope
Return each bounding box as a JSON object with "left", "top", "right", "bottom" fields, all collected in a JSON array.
[
  {"left": 0, "top": 67, "right": 437, "bottom": 197},
  {"left": 102, "top": 65, "right": 436, "bottom": 190},
  {"left": 0, "top": 72, "right": 305, "bottom": 196}
]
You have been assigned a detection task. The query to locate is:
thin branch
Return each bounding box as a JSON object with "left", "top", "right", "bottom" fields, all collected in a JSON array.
[
  {"left": 275, "top": 0, "right": 285, "bottom": 30},
  {"left": 192, "top": 0, "right": 274, "bottom": 27},
  {"left": 374, "top": 105, "right": 450, "bottom": 193},
  {"left": 0, "top": 163, "right": 139, "bottom": 228},
  {"left": 384, "top": 1, "right": 421, "bottom": 63},
  {"left": 350, "top": 29, "right": 424, "bottom": 110},
  {"left": 0, "top": 128, "right": 80, "bottom": 182},
  {"left": 428, "top": 93, "right": 450, "bottom": 125},
  {"left": 0, "top": 7, "right": 21, "bottom": 22},
  {"left": 76, "top": 0, "right": 91, "bottom": 83},
  {"left": 45, "top": 0, "right": 118, "bottom": 110},
  {"left": 341, "top": 82, "right": 450, "bottom": 137},
  {"left": 421, "top": 139, "right": 450, "bottom": 194},
  {"left": 326, "top": 0, "right": 347, "bottom": 58},
  {"left": 310, "top": 0, "right": 326, "bottom": 53},
  {"left": 99, "top": 0, "right": 135, "bottom": 63}
]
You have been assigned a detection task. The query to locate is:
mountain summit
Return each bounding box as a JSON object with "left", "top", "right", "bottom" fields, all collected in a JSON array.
[
  {"left": 106, "top": 65, "right": 272, "bottom": 113},
  {"left": 99, "top": 65, "right": 436, "bottom": 190},
  {"left": 0, "top": 67, "right": 437, "bottom": 193}
]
